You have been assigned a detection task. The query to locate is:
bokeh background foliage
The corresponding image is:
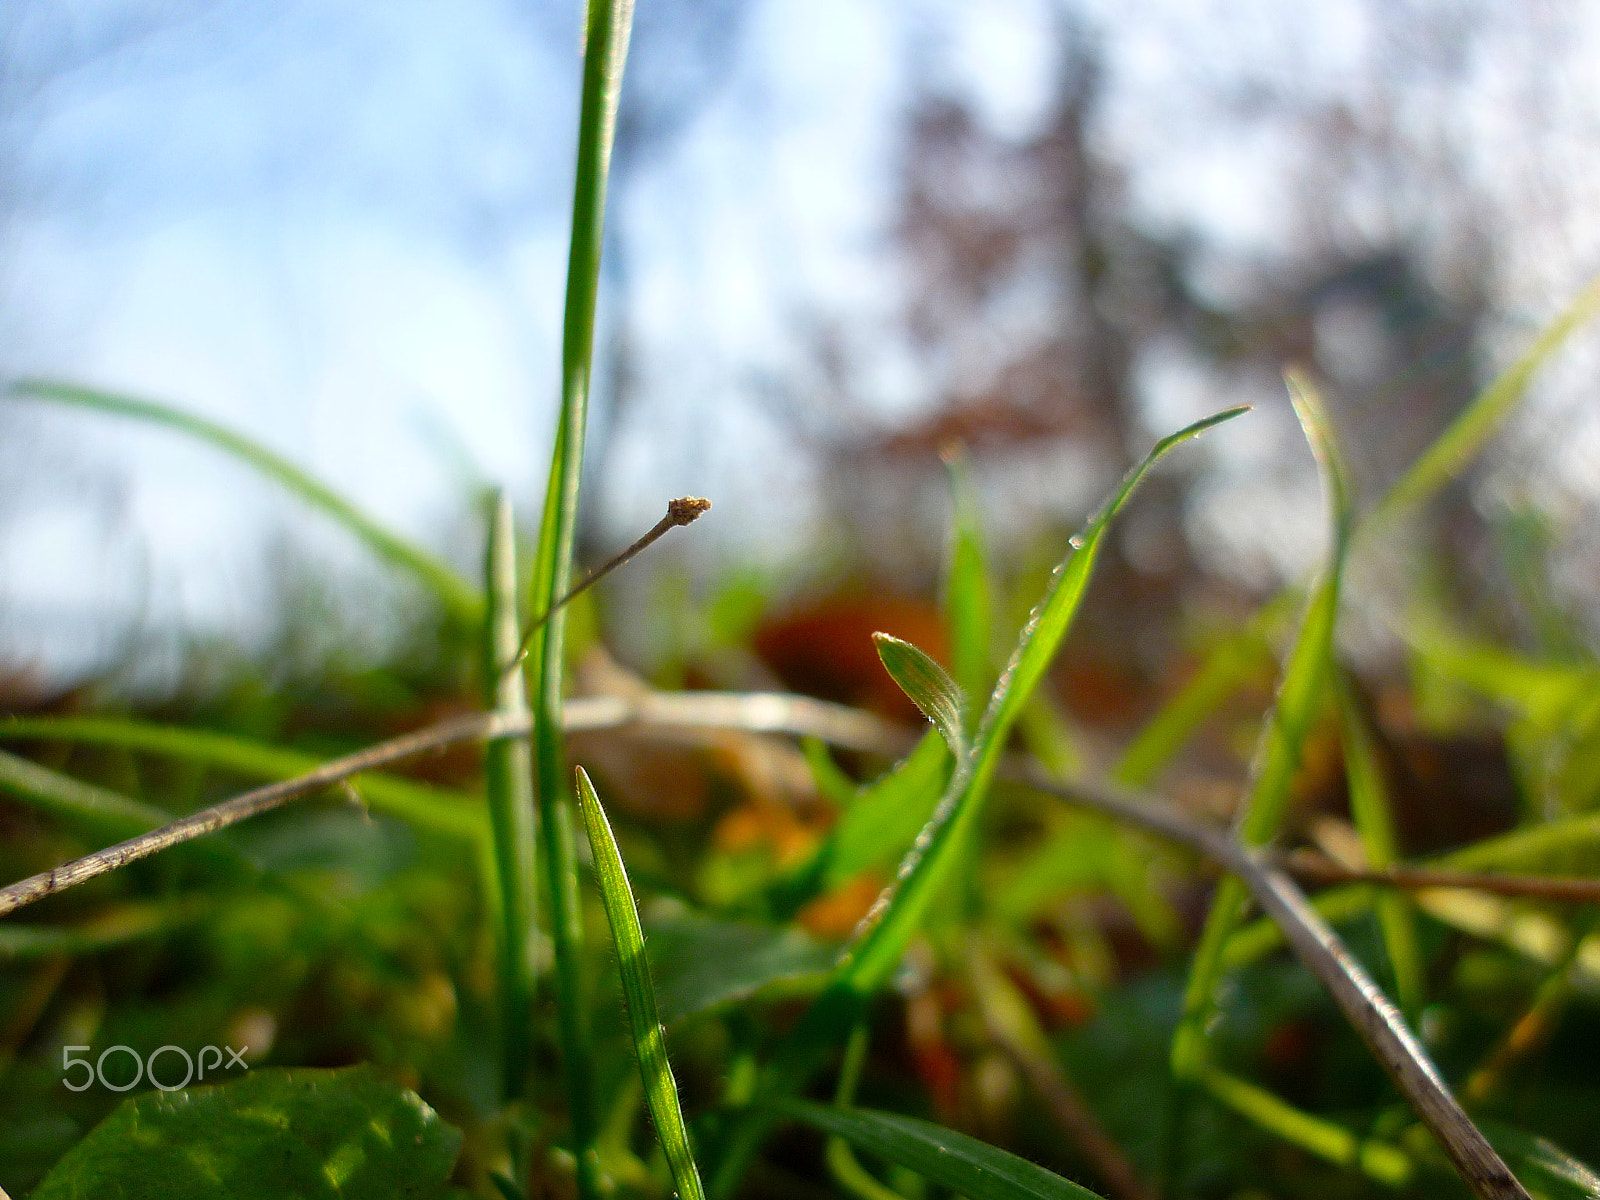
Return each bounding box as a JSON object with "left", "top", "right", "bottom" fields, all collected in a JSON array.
[{"left": 4, "top": 1, "right": 1600, "bottom": 1198}]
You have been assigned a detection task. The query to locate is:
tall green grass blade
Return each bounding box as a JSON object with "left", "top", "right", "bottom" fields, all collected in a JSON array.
[
  {"left": 0, "top": 716, "right": 485, "bottom": 842},
  {"left": 844, "top": 406, "right": 1248, "bottom": 995},
  {"left": 1173, "top": 379, "right": 1350, "bottom": 1078},
  {"left": 8, "top": 380, "right": 483, "bottom": 626},
  {"left": 0, "top": 746, "right": 169, "bottom": 840},
  {"left": 707, "top": 408, "right": 1248, "bottom": 1199},
  {"left": 943, "top": 449, "right": 994, "bottom": 726},
  {"left": 1338, "top": 676, "right": 1425, "bottom": 1020},
  {"left": 769, "top": 1097, "right": 1107, "bottom": 1200},
  {"left": 530, "top": 3, "right": 635, "bottom": 1192},
  {"left": 1368, "top": 273, "right": 1600, "bottom": 527},
  {"left": 482, "top": 491, "right": 540, "bottom": 1100},
  {"left": 576, "top": 768, "right": 706, "bottom": 1200},
  {"left": 872, "top": 633, "right": 967, "bottom": 760}
]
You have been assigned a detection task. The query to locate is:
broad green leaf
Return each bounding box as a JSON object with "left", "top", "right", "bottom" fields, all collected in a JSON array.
[
  {"left": 31, "top": 1065, "right": 461, "bottom": 1200},
  {"left": 768, "top": 1097, "right": 1106, "bottom": 1200},
  {"left": 9, "top": 380, "right": 482, "bottom": 626},
  {"left": 528, "top": 6, "right": 636, "bottom": 1189},
  {"left": 0, "top": 716, "right": 485, "bottom": 842},
  {"left": 645, "top": 915, "right": 837, "bottom": 1026},
  {"left": 576, "top": 768, "right": 706, "bottom": 1200},
  {"left": 481, "top": 491, "right": 539, "bottom": 1100},
  {"left": 872, "top": 633, "right": 968, "bottom": 760},
  {"left": 1174, "top": 379, "right": 1350, "bottom": 1078}
]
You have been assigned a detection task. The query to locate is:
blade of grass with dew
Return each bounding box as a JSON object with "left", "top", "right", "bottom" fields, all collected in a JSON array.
[
  {"left": 1338, "top": 674, "right": 1425, "bottom": 1021},
  {"left": 7, "top": 380, "right": 483, "bottom": 626},
  {"left": 769, "top": 1097, "right": 1108, "bottom": 1200},
  {"left": 529, "top": 3, "right": 634, "bottom": 1193},
  {"left": 1367, "top": 273, "right": 1600, "bottom": 530},
  {"left": 1172, "top": 378, "right": 1351, "bottom": 1082},
  {"left": 483, "top": 491, "right": 539, "bottom": 1100},
  {"left": 575, "top": 767, "right": 706, "bottom": 1200},
  {"left": 0, "top": 716, "right": 485, "bottom": 842},
  {"left": 845, "top": 406, "right": 1248, "bottom": 996},
  {"left": 707, "top": 408, "right": 1248, "bottom": 1198}
]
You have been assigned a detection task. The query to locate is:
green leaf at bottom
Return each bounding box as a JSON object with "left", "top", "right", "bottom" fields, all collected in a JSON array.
[
  {"left": 33, "top": 1065, "right": 462, "bottom": 1200},
  {"left": 768, "top": 1096, "right": 1105, "bottom": 1200}
]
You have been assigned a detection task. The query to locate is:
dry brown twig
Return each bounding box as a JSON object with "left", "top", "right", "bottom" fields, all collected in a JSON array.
[
  {"left": 1282, "top": 848, "right": 1600, "bottom": 905},
  {"left": 0, "top": 688, "right": 1556, "bottom": 1198}
]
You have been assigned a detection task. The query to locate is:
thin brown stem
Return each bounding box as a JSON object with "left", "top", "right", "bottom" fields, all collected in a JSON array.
[
  {"left": 509, "top": 496, "right": 710, "bottom": 672},
  {"left": 1283, "top": 849, "right": 1600, "bottom": 905},
  {"left": 1019, "top": 769, "right": 1529, "bottom": 1200}
]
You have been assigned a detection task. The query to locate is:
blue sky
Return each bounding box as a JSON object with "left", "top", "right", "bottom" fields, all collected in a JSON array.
[{"left": 2, "top": 0, "right": 1597, "bottom": 681}]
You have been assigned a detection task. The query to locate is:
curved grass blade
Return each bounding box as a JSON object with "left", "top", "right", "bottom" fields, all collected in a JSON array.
[
  {"left": 576, "top": 768, "right": 706, "bottom": 1200},
  {"left": 844, "top": 405, "right": 1248, "bottom": 994},
  {"left": 8, "top": 380, "right": 483, "bottom": 626},
  {"left": 0, "top": 746, "right": 170, "bottom": 840},
  {"left": 0, "top": 716, "right": 485, "bottom": 842},
  {"left": 529, "top": 2, "right": 636, "bottom": 1191},
  {"left": 483, "top": 491, "right": 540, "bottom": 1100},
  {"left": 707, "top": 408, "right": 1248, "bottom": 1199},
  {"left": 1197, "top": 1068, "right": 1412, "bottom": 1186},
  {"left": 1368, "top": 273, "right": 1600, "bottom": 528},
  {"left": 1173, "top": 378, "right": 1349, "bottom": 1079},
  {"left": 0, "top": 898, "right": 204, "bottom": 962},
  {"left": 768, "top": 1097, "right": 1107, "bottom": 1200},
  {"left": 872, "top": 633, "right": 967, "bottom": 760}
]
